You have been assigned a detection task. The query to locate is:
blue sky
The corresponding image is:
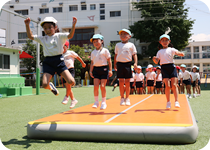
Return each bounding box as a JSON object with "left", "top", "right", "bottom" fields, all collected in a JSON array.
[
  {"left": 185, "top": 0, "right": 210, "bottom": 41},
  {"left": 0, "top": 0, "right": 210, "bottom": 43}
]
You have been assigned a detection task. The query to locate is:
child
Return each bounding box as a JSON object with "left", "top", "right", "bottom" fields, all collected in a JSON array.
[
  {"left": 176, "top": 66, "right": 183, "bottom": 94},
  {"left": 153, "top": 34, "right": 185, "bottom": 109},
  {"left": 191, "top": 66, "right": 199, "bottom": 98},
  {"left": 130, "top": 68, "right": 136, "bottom": 95},
  {"left": 196, "top": 67, "right": 201, "bottom": 96},
  {"left": 24, "top": 17, "right": 77, "bottom": 95},
  {"left": 89, "top": 34, "right": 113, "bottom": 109},
  {"left": 133, "top": 66, "right": 144, "bottom": 94},
  {"left": 145, "top": 64, "right": 156, "bottom": 94},
  {"left": 114, "top": 29, "right": 138, "bottom": 106},
  {"left": 180, "top": 64, "right": 193, "bottom": 98},
  {"left": 61, "top": 41, "right": 86, "bottom": 108},
  {"left": 155, "top": 66, "right": 164, "bottom": 94}
]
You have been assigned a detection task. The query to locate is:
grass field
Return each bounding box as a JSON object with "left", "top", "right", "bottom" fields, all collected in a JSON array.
[{"left": 0, "top": 86, "right": 210, "bottom": 150}]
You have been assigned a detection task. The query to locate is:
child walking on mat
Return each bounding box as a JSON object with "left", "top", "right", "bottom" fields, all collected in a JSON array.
[
  {"left": 114, "top": 29, "right": 138, "bottom": 105},
  {"left": 89, "top": 34, "right": 113, "bottom": 109},
  {"left": 61, "top": 41, "right": 86, "bottom": 108},
  {"left": 24, "top": 16, "right": 77, "bottom": 96},
  {"left": 153, "top": 34, "right": 184, "bottom": 109}
]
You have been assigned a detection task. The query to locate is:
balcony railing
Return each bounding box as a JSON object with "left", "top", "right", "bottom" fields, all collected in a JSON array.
[{"left": 174, "top": 52, "right": 210, "bottom": 59}]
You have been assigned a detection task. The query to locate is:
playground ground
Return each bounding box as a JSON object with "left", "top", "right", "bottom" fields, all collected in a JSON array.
[{"left": 0, "top": 86, "right": 210, "bottom": 150}]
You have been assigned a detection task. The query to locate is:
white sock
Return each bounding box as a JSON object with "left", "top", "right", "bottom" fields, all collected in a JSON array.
[
  {"left": 94, "top": 96, "right": 99, "bottom": 102},
  {"left": 102, "top": 97, "right": 106, "bottom": 102}
]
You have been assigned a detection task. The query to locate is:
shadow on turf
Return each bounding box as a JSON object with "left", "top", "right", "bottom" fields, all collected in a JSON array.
[{"left": 2, "top": 136, "right": 52, "bottom": 148}]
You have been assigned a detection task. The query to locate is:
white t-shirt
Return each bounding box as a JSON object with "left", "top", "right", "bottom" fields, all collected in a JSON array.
[
  {"left": 130, "top": 72, "right": 135, "bottom": 82},
  {"left": 182, "top": 70, "right": 191, "bottom": 80},
  {"left": 146, "top": 71, "right": 156, "bottom": 80},
  {"left": 115, "top": 42, "right": 137, "bottom": 62},
  {"left": 134, "top": 73, "right": 144, "bottom": 82},
  {"left": 156, "top": 47, "right": 178, "bottom": 65},
  {"left": 197, "top": 72, "right": 200, "bottom": 80},
  {"left": 91, "top": 48, "right": 111, "bottom": 67},
  {"left": 156, "top": 73, "right": 162, "bottom": 81},
  {"left": 178, "top": 72, "right": 183, "bottom": 80},
  {"left": 191, "top": 72, "right": 199, "bottom": 81},
  {"left": 34, "top": 33, "right": 69, "bottom": 57},
  {"left": 63, "top": 50, "right": 78, "bottom": 69}
]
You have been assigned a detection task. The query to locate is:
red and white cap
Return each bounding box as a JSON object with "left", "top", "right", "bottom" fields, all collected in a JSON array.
[{"left": 41, "top": 17, "right": 57, "bottom": 26}]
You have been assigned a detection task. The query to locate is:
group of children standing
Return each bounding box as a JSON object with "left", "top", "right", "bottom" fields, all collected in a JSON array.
[{"left": 25, "top": 16, "right": 198, "bottom": 110}]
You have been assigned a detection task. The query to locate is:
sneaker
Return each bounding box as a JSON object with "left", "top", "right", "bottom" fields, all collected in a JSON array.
[
  {"left": 193, "top": 94, "right": 196, "bottom": 98},
  {"left": 197, "top": 94, "right": 201, "bottom": 97},
  {"left": 92, "top": 101, "right": 99, "bottom": 108},
  {"left": 166, "top": 102, "right": 171, "bottom": 109},
  {"left": 62, "top": 96, "right": 69, "bottom": 105},
  {"left": 120, "top": 98, "right": 125, "bottom": 106},
  {"left": 112, "top": 87, "right": 116, "bottom": 91},
  {"left": 186, "top": 94, "right": 189, "bottom": 98},
  {"left": 100, "top": 102, "right": 107, "bottom": 109},
  {"left": 49, "top": 82, "right": 59, "bottom": 96},
  {"left": 125, "top": 98, "right": 131, "bottom": 106},
  {"left": 70, "top": 99, "right": 78, "bottom": 109},
  {"left": 189, "top": 95, "right": 192, "bottom": 99},
  {"left": 175, "top": 101, "right": 180, "bottom": 108}
]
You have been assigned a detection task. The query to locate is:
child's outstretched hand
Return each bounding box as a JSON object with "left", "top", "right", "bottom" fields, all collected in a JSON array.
[
  {"left": 24, "top": 18, "right": 31, "bottom": 25},
  {"left": 72, "top": 17, "right": 77, "bottom": 25}
]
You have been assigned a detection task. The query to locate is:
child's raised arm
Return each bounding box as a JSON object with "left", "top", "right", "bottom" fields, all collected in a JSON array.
[
  {"left": 76, "top": 56, "right": 86, "bottom": 68},
  {"left": 24, "top": 18, "right": 34, "bottom": 40},
  {"left": 175, "top": 51, "right": 185, "bottom": 57},
  {"left": 153, "top": 56, "right": 159, "bottom": 64},
  {"left": 68, "top": 17, "right": 77, "bottom": 39}
]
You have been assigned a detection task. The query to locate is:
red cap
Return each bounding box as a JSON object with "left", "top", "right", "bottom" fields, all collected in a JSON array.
[
  {"left": 153, "top": 67, "right": 156, "bottom": 71},
  {"left": 64, "top": 41, "right": 69, "bottom": 47},
  {"left": 146, "top": 68, "right": 149, "bottom": 72},
  {"left": 176, "top": 66, "right": 181, "bottom": 70}
]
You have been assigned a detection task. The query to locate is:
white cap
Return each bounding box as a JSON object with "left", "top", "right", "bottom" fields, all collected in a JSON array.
[
  {"left": 137, "top": 65, "right": 142, "bottom": 69},
  {"left": 41, "top": 17, "right": 57, "bottom": 26},
  {"left": 147, "top": 64, "right": 153, "bottom": 68},
  {"left": 156, "top": 66, "right": 161, "bottom": 69},
  {"left": 192, "top": 65, "right": 197, "bottom": 69}
]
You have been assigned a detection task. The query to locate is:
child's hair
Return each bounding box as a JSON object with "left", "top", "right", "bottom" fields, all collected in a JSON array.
[
  {"left": 41, "top": 22, "right": 60, "bottom": 33},
  {"left": 158, "top": 42, "right": 174, "bottom": 50}
]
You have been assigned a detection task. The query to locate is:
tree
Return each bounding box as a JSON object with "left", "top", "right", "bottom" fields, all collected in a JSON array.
[
  {"left": 21, "top": 39, "right": 44, "bottom": 73},
  {"left": 130, "top": 0, "right": 194, "bottom": 57}
]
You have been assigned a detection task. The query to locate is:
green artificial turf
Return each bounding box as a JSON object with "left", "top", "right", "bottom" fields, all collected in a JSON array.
[{"left": 0, "top": 86, "right": 209, "bottom": 150}]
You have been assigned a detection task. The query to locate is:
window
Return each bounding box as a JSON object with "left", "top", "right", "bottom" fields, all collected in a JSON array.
[
  {"left": 202, "top": 46, "right": 210, "bottom": 52},
  {"left": 18, "top": 32, "right": 27, "bottom": 43},
  {"left": 81, "top": 5, "right": 86, "bottom": 10},
  {"left": 100, "top": 4, "right": 105, "bottom": 9},
  {"left": 39, "top": 8, "right": 49, "bottom": 14},
  {"left": 30, "top": 6, "right": 33, "bottom": 11},
  {"left": 193, "top": 46, "right": 199, "bottom": 59},
  {"left": 100, "top": 10, "right": 105, "bottom": 14},
  {"left": 90, "top": 4, "right": 96, "bottom": 10},
  {"left": 0, "top": 54, "right": 10, "bottom": 69},
  {"left": 53, "top": 7, "right": 62, "bottom": 13},
  {"left": 69, "top": 5, "right": 78, "bottom": 11},
  {"left": 15, "top": 10, "right": 28, "bottom": 15},
  {"left": 110, "top": 11, "right": 121, "bottom": 17},
  {"left": 100, "top": 15, "right": 105, "bottom": 20}
]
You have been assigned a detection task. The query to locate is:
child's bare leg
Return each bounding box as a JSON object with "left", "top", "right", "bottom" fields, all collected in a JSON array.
[
  {"left": 61, "top": 70, "right": 75, "bottom": 86},
  {"left": 147, "top": 86, "right": 150, "bottom": 94},
  {"left": 94, "top": 79, "right": 100, "bottom": 97},
  {"left": 119, "top": 79, "right": 125, "bottom": 98},
  {"left": 171, "top": 77, "right": 178, "bottom": 102},
  {"left": 164, "top": 79, "right": 170, "bottom": 102},
  {"left": 151, "top": 87, "right": 154, "bottom": 94},
  {"left": 100, "top": 79, "right": 107, "bottom": 98},
  {"left": 68, "top": 85, "right": 75, "bottom": 100},
  {"left": 42, "top": 73, "right": 53, "bottom": 89},
  {"left": 125, "top": 79, "right": 130, "bottom": 98},
  {"left": 156, "top": 88, "right": 160, "bottom": 94}
]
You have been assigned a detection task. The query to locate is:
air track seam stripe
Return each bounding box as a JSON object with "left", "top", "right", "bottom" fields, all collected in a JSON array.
[{"left": 104, "top": 94, "right": 154, "bottom": 123}]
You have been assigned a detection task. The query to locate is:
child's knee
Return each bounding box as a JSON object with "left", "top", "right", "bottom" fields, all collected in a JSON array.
[{"left": 66, "top": 78, "right": 75, "bottom": 86}]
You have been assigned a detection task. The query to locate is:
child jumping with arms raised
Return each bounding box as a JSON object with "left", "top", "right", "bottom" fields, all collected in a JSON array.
[
  {"left": 114, "top": 29, "right": 138, "bottom": 105},
  {"left": 24, "top": 17, "right": 77, "bottom": 96},
  {"left": 153, "top": 34, "right": 184, "bottom": 109},
  {"left": 89, "top": 34, "right": 113, "bottom": 109},
  {"left": 61, "top": 41, "right": 86, "bottom": 108}
]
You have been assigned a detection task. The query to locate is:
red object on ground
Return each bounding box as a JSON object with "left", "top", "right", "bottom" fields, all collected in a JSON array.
[{"left": 19, "top": 51, "right": 34, "bottom": 59}]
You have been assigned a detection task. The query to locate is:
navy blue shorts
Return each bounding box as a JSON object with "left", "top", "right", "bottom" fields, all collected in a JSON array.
[
  {"left": 117, "top": 62, "right": 132, "bottom": 79},
  {"left": 156, "top": 81, "right": 163, "bottom": 88},
  {"left": 62, "top": 68, "right": 75, "bottom": 84},
  {"left": 147, "top": 80, "right": 154, "bottom": 87},
  {"left": 93, "top": 66, "right": 108, "bottom": 80},
  {"left": 43, "top": 55, "right": 67, "bottom": 76},
  {"left": 192, "top": 81, "right": 199, "bottom": 87},
  {"left": 198, "top": 80, "right": 201, "bottom": 85},
  {"left": 136, "top": 81, "right": 143, "bottom": 88},
  {"left": 183, "top": 79, "right": 191, "bottom": 85},
  {"left": 130, "top": 82, "right": 134, "bottom": 89},
  {"left": 178, "top": 80, "right": 181, "bottom": 86},
  {"left": 161, "top": 63, "right": 177, "bottom": 79}
]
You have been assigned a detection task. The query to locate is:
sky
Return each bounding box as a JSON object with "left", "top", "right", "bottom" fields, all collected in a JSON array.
[{"left": 0, "top": 0, "right": 210, "bottom": 44}]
